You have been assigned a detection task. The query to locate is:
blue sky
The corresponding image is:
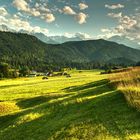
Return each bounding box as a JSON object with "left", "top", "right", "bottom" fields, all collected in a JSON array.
[{"left": 0, "top": 0, "right": 140, "bottom": 43}]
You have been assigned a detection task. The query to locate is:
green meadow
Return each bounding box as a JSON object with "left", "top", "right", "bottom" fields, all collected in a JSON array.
[{"left": 0, "top": 70, "right": 140, "bottom": 140}]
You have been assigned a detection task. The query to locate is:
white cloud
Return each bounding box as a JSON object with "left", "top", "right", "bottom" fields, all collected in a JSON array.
[
  {"left": 120, "top": 16, "right": 137, "bottom": 29},
  {"left": 13, "top": 0, "right": 56, "bottom": 23},
  {"left": 75, "top": 32, "right": 92, "bottom": 40},
  {"left": 0, "top": 7, "right": 8, "bottom": 16},
  {"left": 0, "top": 15, "right": 8, "bottom": 24},
  {"left": 13, "top": 0, "right": 29, "bottom": 12},
  {"left": 122, "top": 14, "right": 140, "bottom": 41},
  {"left": 32, "top": 26, "right": 49, "bottom": 35},
  {"left": 44, "top": 13, "right": 55, "bottom": 23},
  {"left": 39, "top": 6, "right": 50, "bottom": 12},
  {"left": 9, "top": 17, "right": 32, "bottom": 32},
  {"left": 64, "top": 32, "right": 93, "bottom": 40},
  {"left": 108, "top": 13, "right": 137, "bottom": 30},
  {"left": 100, "top": 13, "right": 139, "bottom": 41},
  {"left": 108, "top": 12, "right": 122, "bottom": 18},
  {"left": 12, "top": 0, "right": 90, "bottom": 24},
  {"left": 34, "top": 2, "right": 50, "bottom": 12},
  {"left": 13, "top": 0, "right": 41, "bottom": 17},
  {"left": 105, "top": 4, "right": 124, "bottom": 9},
  {"left": 31, "top": 8, "right": 40, "bottom": 16},
  {"left": 101, "top": 28, "right": 111, "bottom": 33},
  {"left": 75, "top": 13, "right": 88, "bottom": 24},
  {"left": 100, "top": 26, "right": 122, "bottom": 39},
  {"left": 0, "top": 14, "right": 49, "bottom": 35},
  {"left": 115, "top": 25, "right": 124, "bottom": 33},
  {"left": 79, "top": 3, "right": 88, "bottom": 10},
  {"left": 107, "top": 13, "right": 137, "bottom": 36},
  {"left": 62, "top": 6, "right": 76, "bottom": 15},
  {"left": 64, "top": 32, "right": 74, "bottom": 38},
  {"left": 61, "top": 6, "right": 88, "bottom": 24},
  {"left": 35, "top": 3, "right": 40, "bottom": 8}
]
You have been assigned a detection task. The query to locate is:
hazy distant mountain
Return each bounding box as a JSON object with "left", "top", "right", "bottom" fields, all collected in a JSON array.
[
  {"left": 32, "top": 33, "right": 58, "bottom": 44},
  {"left": 33, "top": 33, "right": 91, "bottom": 44},
  {"left": 0, "top": 24, "right": 15, "bottom": 32},
  {"left": 19, "top": 28, "right": 87, "bottom": 44},
  {"left": 1, "top": 24, "right": 140, "bottom": 50},
  {"left": 108, "top": 35, "right": 140, "bottom": 50},
  {"left": 0, "top": 25, "right": 9, "bottom": 31},
  {"left": 32, "top": 33, "right": 140, "bottom": 50},
  {"left": 47, "top": 35, "right": 82, "bottom": 44},
  {"left": 0, "top": 31, "right": 140, "bottom": 70},
  {"left": 0, "top": 25, "right": 90, "bottom": 44}
]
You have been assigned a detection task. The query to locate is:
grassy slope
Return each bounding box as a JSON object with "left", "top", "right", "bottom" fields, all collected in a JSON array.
[
  {"left": 0, "top": 70, "right": 140, "bottom": 140},
  {"left": 110, "top": 67, "right": 140, "bottom": 110}
]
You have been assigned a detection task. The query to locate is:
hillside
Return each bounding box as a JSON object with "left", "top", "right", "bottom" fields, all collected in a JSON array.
[
  {"left": 0, "top": 31, "right": 140, "bottom": 70},
  {"left": 0, "top": 31, "right": 47, "bottom": 69},
  {"left": 59, "top": 40, "right": 140, "bottom": 62},
  {"left": 108, "top": 35, "right": 140, "bottom": 50}
]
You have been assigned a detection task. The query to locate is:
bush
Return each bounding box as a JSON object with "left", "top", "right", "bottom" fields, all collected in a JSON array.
[
  {"left": 19, "top": 66, "right": 30, "bottom": 77},
  {"left": 0, "top": 63, "right": 9, "bottom": 78}
]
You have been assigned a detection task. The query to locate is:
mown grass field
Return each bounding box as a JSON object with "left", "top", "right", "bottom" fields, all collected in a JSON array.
[{"left": 0, "top": 70, "right": 140, "bottom": 140}]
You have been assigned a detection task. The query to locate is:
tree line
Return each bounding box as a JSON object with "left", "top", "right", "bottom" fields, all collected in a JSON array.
[
  {"left": 0, "top": 62, "right": 30, "bottom": 79},
  {"left": 1, "top": 61, "right": 139, "bottom": 79}
]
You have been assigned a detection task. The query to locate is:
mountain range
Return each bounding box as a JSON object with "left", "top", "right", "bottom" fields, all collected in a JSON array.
[
  {"left": 0, "top": 31, "right": 140, "bottom": 70},
  {"left": 0, "top": 24, "right": 140, "bottom": 50},
  {"left": 108, "top": 36, "right": 140, "bottom": 50}
]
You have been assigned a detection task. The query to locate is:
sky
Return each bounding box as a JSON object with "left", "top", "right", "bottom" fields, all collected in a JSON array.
[{"left": 0, "top": 0, "right": 140, "bottom": 43}]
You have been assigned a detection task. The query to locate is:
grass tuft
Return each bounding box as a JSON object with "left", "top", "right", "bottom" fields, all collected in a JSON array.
[
  {"left": 0, "top": 102, "right": 19, "bottom": 115},
  {"left": 110, "top": 67, "right": 140, "bottom": 110}
]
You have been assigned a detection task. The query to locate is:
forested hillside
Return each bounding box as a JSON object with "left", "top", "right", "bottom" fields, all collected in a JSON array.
[{"left": 0, "top": 31, "right": 140, "bottom": 71}]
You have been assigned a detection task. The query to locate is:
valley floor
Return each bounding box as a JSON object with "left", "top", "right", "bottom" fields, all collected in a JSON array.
[{"left": 0, "top": 70, "right": 140, "bottom": 140}]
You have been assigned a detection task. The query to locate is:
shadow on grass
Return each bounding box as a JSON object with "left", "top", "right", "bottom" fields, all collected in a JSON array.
[
  {"left": 16, "top": 95, "right": 63, "bottom": 109},
  {"left": 63, "top": 79, "right": 109, "bottom": 92},
  {"left": 0, "top": 81, "right": 48, "bottom": 89},
  {"left": 0, "top": 79, "right": 140, "bottom": 140},
  {"left": 16, "top": 93, "right": 72, "bottom": 109},
  {"left": 0, "top": 84, "right": 21, "bottom": 89}
]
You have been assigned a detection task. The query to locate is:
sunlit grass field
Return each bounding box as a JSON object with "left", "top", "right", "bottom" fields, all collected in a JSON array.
[
  {"left": 110, "top": 67, "right": 140, "bottom": 110},
  {"left": 0, "top": 70, "right": 140, "bottom": 140}
]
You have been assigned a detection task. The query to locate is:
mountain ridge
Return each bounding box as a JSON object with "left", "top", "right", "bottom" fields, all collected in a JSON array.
[
  {"left": 0, "top": 31, "right": 140, "bottom": 70},
  {"left": 1, "top": 24, "right": 140, "bottom": 50}
]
